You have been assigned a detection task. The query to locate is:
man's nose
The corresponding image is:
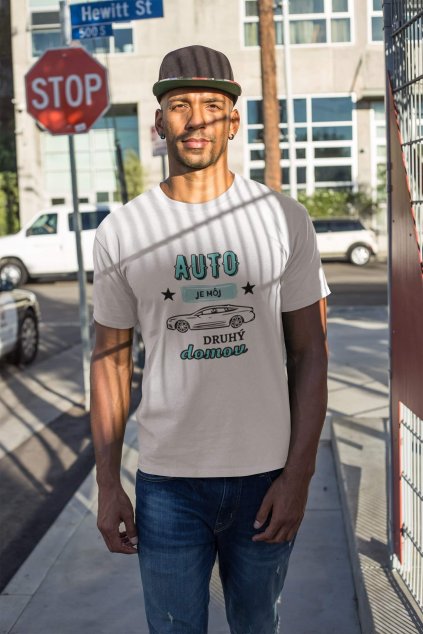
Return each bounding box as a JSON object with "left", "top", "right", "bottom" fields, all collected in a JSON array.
[{"left": 185, "top": 104, "right": 207, "bottom": 129}]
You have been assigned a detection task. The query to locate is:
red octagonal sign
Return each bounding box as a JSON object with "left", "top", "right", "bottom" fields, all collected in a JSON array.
[{"left": 25, "top": 47, "right": 110, "bottom": 135}]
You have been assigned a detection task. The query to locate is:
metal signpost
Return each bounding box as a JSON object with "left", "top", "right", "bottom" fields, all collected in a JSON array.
[{"left": 25, "top": 13, "right": 110, "bottom": 412}]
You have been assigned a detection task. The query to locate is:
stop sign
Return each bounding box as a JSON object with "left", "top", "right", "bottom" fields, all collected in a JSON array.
[{"left": 25, "top": 47, "right": 109, "bottom": 135}]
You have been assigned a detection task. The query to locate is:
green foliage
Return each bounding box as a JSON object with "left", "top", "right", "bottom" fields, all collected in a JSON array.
[
  {"left": 298, "top": 186, "right": 379, "bottom": 221},
  {"left": 0, "top": 171, "right": 20, "bottom": 236},
  {"left": 123, "top": 150, "right": 144, "bottom": 200}
]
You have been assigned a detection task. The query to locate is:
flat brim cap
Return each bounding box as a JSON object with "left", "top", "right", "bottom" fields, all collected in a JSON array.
[{"left": 153, "top": 45, "right": 242, "bottom": 102}]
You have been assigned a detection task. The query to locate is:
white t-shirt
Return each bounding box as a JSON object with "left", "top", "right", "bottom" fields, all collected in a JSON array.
[{"left": 93, "top": 175, "right": 330, "bottom": 477}]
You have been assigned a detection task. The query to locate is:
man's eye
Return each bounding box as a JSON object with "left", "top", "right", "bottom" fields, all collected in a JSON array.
[{"left": 171, "top": 103, "right": 187, "bottom": 110}]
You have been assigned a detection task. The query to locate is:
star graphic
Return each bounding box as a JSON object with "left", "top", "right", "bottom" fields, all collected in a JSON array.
[
  {"left": 161, "top": 288, "right": 176, "bottom": 301},
  {"left": 242, "top": 281, "right": 255, "bottom": 294}
]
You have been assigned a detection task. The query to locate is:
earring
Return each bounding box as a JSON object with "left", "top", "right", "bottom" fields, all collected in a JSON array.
[
  {"left": 229, "top": 134, "right": 235, "bottom": 140},
  {"left": 160, "top": 134, "right": 165, "bottom": 140}
]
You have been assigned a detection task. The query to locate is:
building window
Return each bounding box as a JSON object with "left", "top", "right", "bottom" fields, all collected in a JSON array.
[
  {"left": 242, "top": 0, "right": 352, "bottom": 47},
  {"left": 370, "top": 0, "right": 383, "bottom": 42},
  {"left": 370, "top": 100, "right": 387, "bottom": 202},
  {"left": 41, "top": 105, "right": 139, "bottom": 205},
  {"left": 246, "top": 94, "right": 355, "bottom": 193},
  {"left": 29, "top": 1, "right": 134, "bottom": 57}
]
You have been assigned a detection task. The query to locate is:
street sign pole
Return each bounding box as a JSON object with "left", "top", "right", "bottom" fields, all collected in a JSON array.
[{"left": 60, "top": 0, "right": 91, "bottom": 411}]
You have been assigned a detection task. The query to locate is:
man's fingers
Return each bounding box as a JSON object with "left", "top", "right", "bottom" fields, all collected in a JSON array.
[
  {"left": 122, "top": 511, "right": 138, "bottom": 540},
  {"left": 99, "top": 525, "right": 138, "bottom": 554},
  {"left": 253, "top": 494, "right": 273, "bottom": 529}
]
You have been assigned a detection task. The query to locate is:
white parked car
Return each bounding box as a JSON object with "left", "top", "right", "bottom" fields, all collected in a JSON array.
[
  {"left": 313, "top": 218, "right": 378, "bottom": 266},
  {"left": 0, "top": 204, "right": 120, "bottom": 286}
]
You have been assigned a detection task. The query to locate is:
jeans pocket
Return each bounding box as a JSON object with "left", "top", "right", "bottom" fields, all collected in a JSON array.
[
  {"left": 265, "top": 467, "right": 284, "bottom": 485},
  {"left": 137, "top": 469, "right": 175, "bottom": 482}
]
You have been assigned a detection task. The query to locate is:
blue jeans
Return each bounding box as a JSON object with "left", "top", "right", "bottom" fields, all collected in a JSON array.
[{"left": 135, "top": 468, "right": 296, "bottom": 634}]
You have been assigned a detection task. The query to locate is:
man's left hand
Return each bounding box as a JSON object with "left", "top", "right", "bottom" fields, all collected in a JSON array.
[{"left": 252, "top": 471, "right": 310, "bottom": 544}]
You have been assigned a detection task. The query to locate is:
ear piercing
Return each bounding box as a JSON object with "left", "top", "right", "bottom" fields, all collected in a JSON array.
[
  {"left": 229, "top": 134, "right": 235, "bottom": 140},
  {"left": 160, "top": 134, "right": 165, "bottom": 140}
]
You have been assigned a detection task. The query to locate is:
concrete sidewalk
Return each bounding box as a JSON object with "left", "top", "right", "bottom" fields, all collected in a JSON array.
[{"left": 0, "top": 305, "right": 405, "bottom": 634}]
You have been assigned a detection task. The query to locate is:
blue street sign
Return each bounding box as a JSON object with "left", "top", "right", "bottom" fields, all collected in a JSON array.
[
  {"left": 72, "top": 23, "right": 114, "bottom": 39},
  {"left": 70, "top": 0, "right": 164, "bottom": 27}
]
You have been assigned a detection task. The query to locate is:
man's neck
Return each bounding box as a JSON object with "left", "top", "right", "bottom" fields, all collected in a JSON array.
[{"left": 160, "top": 166, "right": 235, "bottom": 204}]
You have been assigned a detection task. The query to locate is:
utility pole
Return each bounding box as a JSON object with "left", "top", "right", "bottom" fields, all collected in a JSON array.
[
  {"left": 60, "top": 0, "right": 91, "bottom": 411},
  {"left": 258, "top": 0, "right": 281, "bottom": 191},
  {"left": 281, "top": 0, "right": 297, "bottom": 198}
]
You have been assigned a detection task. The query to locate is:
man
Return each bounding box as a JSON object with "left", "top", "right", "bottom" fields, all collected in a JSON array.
[{"left": 91, "top": 45, "right": 329, "bottom": 633}]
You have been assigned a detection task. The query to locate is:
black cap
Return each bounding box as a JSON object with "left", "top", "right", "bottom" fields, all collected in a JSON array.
[{"left": 153, "top": 45, "right": 242, "bottom": 103}]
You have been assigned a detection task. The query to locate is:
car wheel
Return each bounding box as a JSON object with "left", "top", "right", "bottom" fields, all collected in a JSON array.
[
  {"left": 0, "top": 258, "right": 28, "bottom": 287},
  {"left": 176, "top": 320, "right": 189, "bottom": 333},
  {"left": 9, "top": 312, "right": 39, "bottom": 365},
  {"left": 348, "top": 244, "right": 372, "bottom": 266},
  {"left": 230, "top": 315, "right": 244, "bottom": 329}
]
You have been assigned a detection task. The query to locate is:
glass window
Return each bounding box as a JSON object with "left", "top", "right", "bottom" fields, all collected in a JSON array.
[
  {"left": 371, "top": 16, "right": 383, "bottom": 41},
  {"left": 96, "top": 192, "right": 110, "bottom": 203},
  {"left": 32, "top": 30, "right": 61, "bottom": 56},
  {"left": 68, "top": 210, "right": 110, "bottom": 232},
  {"left": 51, "top": 198, "right": 65, "bottom": 205},
  {"left": 331, "top": 18, "right": 351, "bottom": 42},
  {"left": 332, "top": 0, "right": 348, "bottom": 11},
  {"left": 290, "top": 19, "right": 326, "bottom": 44},
  {"left": 250, "top": 168, "right": 265, "bottom": 184},
  {"left": 315, "top": 147, "right": 351, "bottom": 158},
  {"left": 246, "top": 96, "right": 354, "bottom": 194},
  {"left": 313, "top": 221, "right": 330, "bottom": 233},
  {"left": 31, "top": 11, "right": 59, "bottom": 25},
  {"left": 247, "top": 101, "right": 263, "bottom": 126},
  {"left": 244, "top": 22, "right": 259, "bottom": 46},
  {"left": 243, "top": 0, "right": 351, "bottom": 46},
  {"left": 28, "top": 213, "right": 58, "bottom": 235},
  {"left": 312, "top": 97, "right": 353, "bottom": 121},
  {"left": 114, "top": 28, "right": 134, "bottom": 53},
  {"left": 81, "top": 37, "right": 110, "bottom": 54},
  {"left": 250, "top": 149, "right": 265, "bottom": 161},
  {"left": 29, "top": 0, "right": 58, "bottom": 6},
  {"left": 279, "top": 98, "right": 307, "bottom": 123},
  {"left": 315, "top": 165, "right": 352, "bottom": 181},
  {"left": 248, "top": 128, "right": 264, "bottom": 144},
  {"left": 282, "top": 166, "right": 307, "bottom": 184},
  {"left": 290, "top": 0, "right": 324, "bottom": 13},
  {"left": 313, "top": 125, "right": 353, "bottom": 141},
  {"left": 245, "top": 0, "right": 258, "bottom": 16}
]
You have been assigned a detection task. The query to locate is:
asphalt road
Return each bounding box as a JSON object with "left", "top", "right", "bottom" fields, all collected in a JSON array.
[{"left": 0, "top": 259, "right": 387, "bottom": 591}]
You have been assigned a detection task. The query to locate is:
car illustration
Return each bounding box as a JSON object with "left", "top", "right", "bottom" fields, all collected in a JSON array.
[
  {"left": 0, "top": 278, "right": 40, "bottom": 365},
  {"left": 167, "top": 304, "right": 255, "bottom": 333}
]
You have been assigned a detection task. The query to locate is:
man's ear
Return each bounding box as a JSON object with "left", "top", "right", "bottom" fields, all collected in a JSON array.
[
  {"left": 155, "top": 108, "right": 164, "bottom": 137},
  {"left": 229, "top": 108, "right": 240, "bottom": 138}
]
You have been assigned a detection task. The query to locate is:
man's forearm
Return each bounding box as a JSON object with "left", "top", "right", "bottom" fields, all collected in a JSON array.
[
  {"left": 90, "top": 353, "right": 133, "bottom": 487},
  {"left": 283, "top": 345, "right": 328, "bottom": 481}
]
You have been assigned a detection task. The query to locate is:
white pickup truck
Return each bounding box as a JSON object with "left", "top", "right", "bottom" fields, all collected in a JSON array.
[{"left": 0, "top": 204, "right": 120, "bottom": 286}]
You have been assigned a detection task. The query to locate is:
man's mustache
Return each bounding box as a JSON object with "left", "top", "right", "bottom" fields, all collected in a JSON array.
[{"left": 176, "top": 134, "right": 215, "bottom": 143}]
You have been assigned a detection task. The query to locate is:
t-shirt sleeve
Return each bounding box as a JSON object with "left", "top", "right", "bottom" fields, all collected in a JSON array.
[
  {"left": 92, "top": 235, "right": 138, "bottom": 329},
  {"left": 280, "top": 203, "right": 330, "bottom": 312}
]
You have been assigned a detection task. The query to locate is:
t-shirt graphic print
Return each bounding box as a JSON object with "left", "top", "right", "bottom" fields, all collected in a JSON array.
[{"left": 93, "top": 175, "right": 330, "bottom": 477}]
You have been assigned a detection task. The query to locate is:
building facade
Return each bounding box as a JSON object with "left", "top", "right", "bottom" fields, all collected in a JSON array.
[{"left": 10, "top": 0, "right": 385, "bottom": 226}]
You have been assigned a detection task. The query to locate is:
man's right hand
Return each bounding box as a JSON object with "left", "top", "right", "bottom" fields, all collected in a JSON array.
[{"left": 97, "top": 484, "right": 138, "bottom": 554}]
